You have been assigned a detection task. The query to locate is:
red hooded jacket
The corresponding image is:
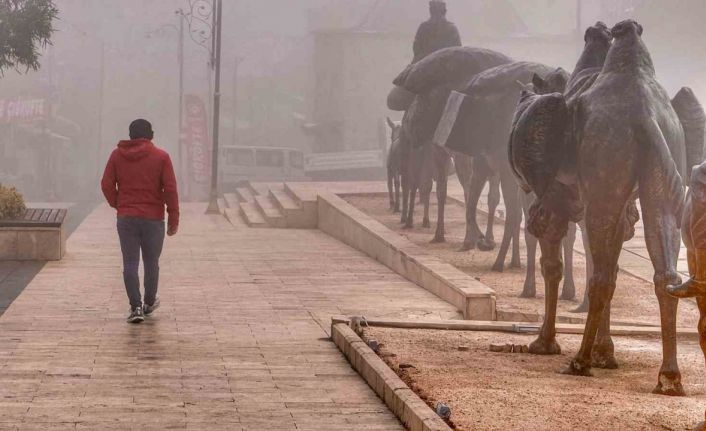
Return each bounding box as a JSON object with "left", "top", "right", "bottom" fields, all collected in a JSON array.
[{"left": 101, "top": 139, "right": 179, "bottom": 230}]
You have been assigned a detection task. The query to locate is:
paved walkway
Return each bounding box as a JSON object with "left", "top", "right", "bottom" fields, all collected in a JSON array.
[{"left": 0, "top": 204, "right": 459, "bottom": 430}]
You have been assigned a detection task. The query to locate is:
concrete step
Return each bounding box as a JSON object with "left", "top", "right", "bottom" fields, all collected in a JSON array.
[
  {"left": 217, "top": 198, "right": 226, "bottom": 214},
  {"left": 254, "top": 195, "right": 286, "bottom": 228},
  {"left": 238, "top": 202, "right": 268, "bottom": 228},
  {"left": 269, "top": 188, "right": 299, "bottom": 213},
  {"left": 223, "top": 193, "right": 240, "bottom": 209},
  {"left": 224, "top": 208, "right": 246, "bottom": 227},
  {"left": 284, "top": 183, "right": 318, "bottom": 228},
  {"left": 235, "top": 186, "right": 256, "bottom": 203},
  {"left": 268, "top": 187, "right": 318, "bottom": 229},
  {"left": 284, "top": 182, "right": 307, "bottom": 206}
]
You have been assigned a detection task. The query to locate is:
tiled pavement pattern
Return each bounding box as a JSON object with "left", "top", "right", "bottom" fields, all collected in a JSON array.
[{"left": 0, "top": 204, "right": 460, "bottom": 430}]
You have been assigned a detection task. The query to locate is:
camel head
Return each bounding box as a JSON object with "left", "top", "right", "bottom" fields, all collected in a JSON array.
[
  {"left": 531, "top": 68, "right": 570, "bottom": 95},
  {"left": 584, "top": 21, "right": 613, "bottom": 46},
  {"left": 611, "top": 19, "right": 643, "bottom": 39}
]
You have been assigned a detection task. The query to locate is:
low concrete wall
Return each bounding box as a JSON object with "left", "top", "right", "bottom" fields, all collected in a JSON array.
[
  {"left": 0, "top": 227, "right": 65, "bottom": 261},
  {"left": 317, "top": 192, "right": 496, "bottom": 320},
  {"left": 332, "top": 321, "right": 452, "bottom": 431}
]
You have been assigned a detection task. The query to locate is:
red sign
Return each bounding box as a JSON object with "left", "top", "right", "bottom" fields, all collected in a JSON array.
[
  {"left": 183, "top": 95, "right": 211, "bottom": 198},
  {"left": 0, "top": 98, "right": 46, "bottom": 123}
]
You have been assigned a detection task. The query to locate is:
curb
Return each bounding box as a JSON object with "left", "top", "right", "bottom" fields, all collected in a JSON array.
[{"left": 331, "top": 320, "right": 453, "bottom": 431}]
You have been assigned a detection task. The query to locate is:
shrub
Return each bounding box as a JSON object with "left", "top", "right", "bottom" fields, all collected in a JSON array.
[{"left": 0, "top": 184, "right": 26, "bottom": 220}]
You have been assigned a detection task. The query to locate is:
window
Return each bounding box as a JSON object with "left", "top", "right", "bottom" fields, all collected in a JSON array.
[
  {"left": 226, "top": 148, "right": 255, "bottom": 166},
  {"left": 256, "top": 149, "right": 284, "bottom": 168}
]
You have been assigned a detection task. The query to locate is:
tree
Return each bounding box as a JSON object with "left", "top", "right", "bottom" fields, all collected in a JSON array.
[{"left": 0, "top": 0, "right": 58, "bottom": 75}]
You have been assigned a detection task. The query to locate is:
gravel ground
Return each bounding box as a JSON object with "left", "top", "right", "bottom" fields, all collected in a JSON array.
[
  {"left": 365, "top": 326, "right": 706, "bottom": 431},
  {"left": 345, "top": 194, "right": 700, "bottom": 328}
]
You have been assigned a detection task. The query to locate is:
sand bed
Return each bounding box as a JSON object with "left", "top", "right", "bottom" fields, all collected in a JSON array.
[
  {"left": 364, "top": 326, "right": 706, "bottom": 431},
  {"left": 345, "top": 194, "right": 699, "bottom": 328}
]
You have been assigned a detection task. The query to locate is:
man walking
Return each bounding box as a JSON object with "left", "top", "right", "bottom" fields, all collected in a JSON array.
[{"left": 101, "top": 119, "right": 179, "bottom": 323}]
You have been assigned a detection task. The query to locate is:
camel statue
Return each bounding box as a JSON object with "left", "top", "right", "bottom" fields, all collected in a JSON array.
[
  {"left": 392, "top": 47, "right": 512, "bottom": 241},
  {"left": 665, "top": 99, "right": 706, "bottom": 429},
  {"left": 442, "top": 62, "right": 569, "bottom": 272},
  {"left": 400, "top": 90, "right": 463, "bottom": 231},
  {"left": 511, "top": 20, "right": 706, "bottom": 396},
  {"left": 667, "top": 162, "right": 706, "bottom": 428},
  {"left": 506, "top": 22, "right": 613, "bottom": 355}
]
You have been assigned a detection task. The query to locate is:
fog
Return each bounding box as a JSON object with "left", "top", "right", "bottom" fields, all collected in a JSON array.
[{"left": 1, "top": 0, "right": 704, "bottom": 202}]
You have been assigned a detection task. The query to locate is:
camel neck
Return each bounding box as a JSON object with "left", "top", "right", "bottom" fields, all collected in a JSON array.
[
  {"left": 572, "top": 41, "right": 609, "bottom": 76},
  {"left": 602, "top": 34, "right": 655, "bottom": 76}
]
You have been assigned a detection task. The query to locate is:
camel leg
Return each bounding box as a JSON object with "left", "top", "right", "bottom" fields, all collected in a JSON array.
[
  {"left": 400, "top": 170, "right": 409, "bottom": 224},
  {"left": 453, "top": 153, "right": 473, "bottom": 251},
  {"left": 393, "top": 173, "right": 401, "bottom": 213},
  {"left": 561, "top": 223, "right": 577, "bottom": 300},
  {"left": 640, "top": 192, "right": 684, "bottom": 395},
  {"left": 404, "top": 148, "right": 424, "bottom": 229},
  {"left": 480, "top": 173, "right": 501, "bottom": 251},
  {"left": 591, "top": 296, "right": 618, "bottom": 369},
  {"left": 430, "top": 148, "right": 448, "bottom": 243},
  {"left": 432, "top": 172, "right": 447, "bottom": 243},
  {"left": 404, "top": 186, "right": 417, "bottom": 229},
  {"left": 460, "top": 159, "right": 487, "bottom": 251},
  {"left": 564, "top": 202, "right": 626, "bottom": 377},
  {"left": 387, "top": 167, "right": 395, "bottom": 210},
  {"left": 521, "top": 193, "right": 537, "bottom": 298},
  {"left": 510, "top": 208, "right": 522, "bottom": 269},
  {"left": 528, "top": 238, "right": 563, "bottom": 355},
  {"left": 693, "top": 296, "right": 706, "bottom": 431},
  {"left": 491, "top": 169, "right": 521, "bottom": 272},
  {"left": 422, "top": 179, "right": 432, "bottom": 228},
  {"left": 572, "top": 221, "right": 592, "bottom": 312}
]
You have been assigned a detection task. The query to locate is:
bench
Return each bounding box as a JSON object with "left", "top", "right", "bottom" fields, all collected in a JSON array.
[{"left": 0, "top": 208, "right": 68, "bottom": 260}]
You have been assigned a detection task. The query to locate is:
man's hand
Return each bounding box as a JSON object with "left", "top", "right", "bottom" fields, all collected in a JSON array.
[{"left": 167, "top": 225, "right": 178, "bottom": 236}]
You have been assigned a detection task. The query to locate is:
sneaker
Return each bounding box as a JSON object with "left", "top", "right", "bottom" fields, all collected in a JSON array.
[
  {"left": 127, "top": 306, "right": 145, "bottom": 324},
  {"left": 144, "top": 298, "right": 161, "bottom": 316}
]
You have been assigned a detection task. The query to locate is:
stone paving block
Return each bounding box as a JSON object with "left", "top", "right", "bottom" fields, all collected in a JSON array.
[{"left": 0, "top": 204, "right": 462, "bottom": 429}]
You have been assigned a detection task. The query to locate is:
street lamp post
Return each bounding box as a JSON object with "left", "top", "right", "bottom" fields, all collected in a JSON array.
[
  {"left": 176, "top": 10, "right": 186, "bottom": 200},
  {"left": 205, "top": 0, "right": 223, "bottom": 214},
  {"left": 179, "top": 0, "right": 223, "bottom": 212}
]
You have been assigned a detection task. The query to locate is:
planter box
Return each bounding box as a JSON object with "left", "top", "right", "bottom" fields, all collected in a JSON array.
[{"left": 0, "top": 209, "right": 67, "bottom": 261}]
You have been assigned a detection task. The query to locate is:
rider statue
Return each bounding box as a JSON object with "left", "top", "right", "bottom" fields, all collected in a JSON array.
[{"left": 412, "top": 1, "right": 462, "bottom": 63}]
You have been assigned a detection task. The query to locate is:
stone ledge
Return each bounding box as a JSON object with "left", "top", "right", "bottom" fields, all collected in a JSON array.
[
  {"left": 0, "top": 226, "right": 65, "bottom": 261},
  {"left": 331, "top": 322, "right": 453, "bottom": 431},
  {"left": 317, "top": 192, "right": 496, "bottom": 320}
]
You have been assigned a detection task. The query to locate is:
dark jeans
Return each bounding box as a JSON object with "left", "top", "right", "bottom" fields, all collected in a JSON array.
[{"left": 117, "top": 216, "right": 165, "bottom": 309}]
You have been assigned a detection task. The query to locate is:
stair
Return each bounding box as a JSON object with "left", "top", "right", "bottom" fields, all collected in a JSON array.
[
  {"left": 223, "top": 193, "right": 240, "bottom": 209},
  {"left": 254, "top": 195, "right": 286, "bottom": 228},
  {"left": 238, "top": 201, "right": 268, "bottom": 228},
  {"left": 220, "top": 181, "right": 317, "bottom": 229},
  {"left": 235, "top": 185, "right": 255, "bottom": 203}
]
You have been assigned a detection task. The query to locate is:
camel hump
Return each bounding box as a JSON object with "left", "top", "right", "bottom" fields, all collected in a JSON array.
[{"left": 672, "top": 87, "right": 706, "bottom": 178}]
